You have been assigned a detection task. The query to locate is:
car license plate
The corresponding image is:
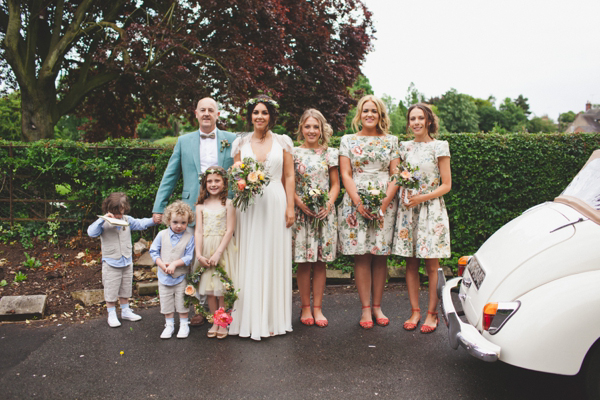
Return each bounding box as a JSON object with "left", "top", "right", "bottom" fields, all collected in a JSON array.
[{"left": 467, "top": 257, "right": 485, "bottom": 290}]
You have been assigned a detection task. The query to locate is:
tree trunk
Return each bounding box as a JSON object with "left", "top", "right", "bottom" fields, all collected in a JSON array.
[{"left": 20, "top": 89, "right": 57, "bottom": 141}]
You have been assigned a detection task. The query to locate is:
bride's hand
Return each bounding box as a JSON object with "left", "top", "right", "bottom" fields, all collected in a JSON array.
[{"left": 285, "top": 208, "right": 295, "bottom": 228}]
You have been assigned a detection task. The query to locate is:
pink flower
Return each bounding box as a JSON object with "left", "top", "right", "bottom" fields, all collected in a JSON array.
[
  {"left": 346, "top": 214, "right": 358, "bottom": 228},
  {"left": 232, "top": 161, "right": 243, "bottom": 169},
  {"left": 213, "top": 307, "right": 233, "bottom": 328},
  {"left": 351, "top": 239, "right": 358, "bottom": 246},
  {"left": 434, "top": 223, "right": 445, "bottom": 236},
  {"left": 371, "top": 246, "right": 379, "bottom": 254},
  {"left": 307, "top": 248, "right": 315, "bottom": 260},
  {"left": 400, "top": 170, "right": 412, "bottom": 180},
  {"left": 351, "top": 146, "right": 363, "bottom": 156},
  {"left": 420, "top": 244, "right": 429, "bottom": 256},
  {"left": 298, "top": 163, "right": 306, "bottom": 174}
]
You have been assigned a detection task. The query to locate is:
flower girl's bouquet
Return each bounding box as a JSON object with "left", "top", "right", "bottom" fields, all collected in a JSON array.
[
  {"left": 391, "top": 162, "right": 421, "bottom": 205},
  {"left": 301, "top": 186, "right": 330, "bottom": 231},
  {"left": 184, "top": 266, "right": 238, "bottom": 326},
  {"left": 228, "top": 157, "right": 271, "bottom": 212},
  {"left": 358, "top": 182, "right": 385, "bottom": 228}
]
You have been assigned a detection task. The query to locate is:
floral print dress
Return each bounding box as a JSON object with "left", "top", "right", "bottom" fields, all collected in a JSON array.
[
  {"left": 392, "top": 140, "right": 451, "bottom": 258},
  {"left": 292, "top": 147, "right": 338, "bottom": 263},
  {"left": 337, "top": 134, "right": 399, "bottom": 256}
]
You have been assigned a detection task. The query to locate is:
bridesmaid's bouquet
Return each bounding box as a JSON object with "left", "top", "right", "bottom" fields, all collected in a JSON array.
[
  {"left": 301, "top": 186, "right": 330, "bottom": 231},
  {"left": 391, "top": 162, "right": 422, "bottom": 205},
  {"left": 228, "top": 157, "right": 271, "bottom": 212},
  {"left": 358, "top": 182, "right": 386, "bottom": 228}
]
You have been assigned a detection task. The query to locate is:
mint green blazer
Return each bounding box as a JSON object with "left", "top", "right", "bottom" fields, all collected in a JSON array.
[{"left": 153, "top": 129, "right": 237, "bottom": 214}]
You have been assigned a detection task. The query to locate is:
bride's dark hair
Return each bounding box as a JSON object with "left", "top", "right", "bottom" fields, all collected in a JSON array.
[{"left": 245, "top": 94, "right": 279, "bottom": 135}]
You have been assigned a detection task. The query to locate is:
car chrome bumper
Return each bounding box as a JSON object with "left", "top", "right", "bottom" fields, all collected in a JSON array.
[{"left": 437, "top": 268, "right": 501, "bottom": 363}]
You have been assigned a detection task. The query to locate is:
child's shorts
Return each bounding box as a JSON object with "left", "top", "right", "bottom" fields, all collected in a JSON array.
[
  {"left": 102, "top": 262, "right": 133, "bottom": 302},
  {"left": 158, "top": 280, "right": 187, "bottom": 314}
]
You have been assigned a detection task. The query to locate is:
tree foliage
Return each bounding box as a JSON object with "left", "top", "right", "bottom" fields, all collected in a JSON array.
[
  {"left": 436, "top": 89, "right": 479, "bottom": 133},
  {"left": 1, "top": 0, "right": 374, "bottom": 141},
  {"left": 0, "top": 92, "right": 21, "bottom": 141},
  {"left": 558, "top": 111, "right": 577, "bottom": 132}
]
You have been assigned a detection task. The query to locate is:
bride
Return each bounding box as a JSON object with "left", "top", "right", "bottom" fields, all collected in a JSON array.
[{"left": 228, "top": 95, "right": 295, "bottom": 340}]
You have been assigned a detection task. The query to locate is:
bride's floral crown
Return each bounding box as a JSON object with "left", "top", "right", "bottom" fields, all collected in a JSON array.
[{"left": 246, "top": 97, "right": 279, "bottom": 109}]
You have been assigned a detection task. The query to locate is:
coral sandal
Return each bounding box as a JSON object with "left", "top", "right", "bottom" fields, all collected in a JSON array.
[
  {"left": 371, "top": 304, "right": 389, "bottom": 326},
  {"left": 300, "top": 305, "right": 314, "bottom": 326},
  {"left": 420, "top": 311, "right": 438, "bottom": 334},
  {"left": 403, "top": 308, "right": 421, "bottom": 331},
  {"left": 313, "top": 306, "right": 328, "bottom": 328},
  {"left": 359, "top": 305, "right": 374, "bottom": 329}
]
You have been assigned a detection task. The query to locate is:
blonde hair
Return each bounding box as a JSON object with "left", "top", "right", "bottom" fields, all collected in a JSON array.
[
  {"left": 351, "top": 95, "right": 391, "bottom": 135},
  {"left": 163, "top": 200, "right": 194, "bottom": 225},
  {"left": 295, "top": 109, "right": 333, "bottom": 148}
]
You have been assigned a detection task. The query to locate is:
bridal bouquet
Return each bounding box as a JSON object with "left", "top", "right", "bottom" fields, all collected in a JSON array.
[
  {"left": 357, "top": 182, "right": 386, "bottom": 228},
  {"left": 391, "top": 162, "right": 421, "bottom": 205},
  {"left": 301, "top": 186, "right": 330, "bottom": 231},
  {"left": 228, "top": 157, "right": 271, "bottom": 212}
]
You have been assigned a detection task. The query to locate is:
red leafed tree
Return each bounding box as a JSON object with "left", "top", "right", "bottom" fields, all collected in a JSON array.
[{"left": 1, "top": 0, "right": 374, "bottom": 141}]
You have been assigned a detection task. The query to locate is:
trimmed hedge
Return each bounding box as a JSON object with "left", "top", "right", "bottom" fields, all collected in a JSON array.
[{"left": 1, "top": 133, "right": 599, "bottom": 267}]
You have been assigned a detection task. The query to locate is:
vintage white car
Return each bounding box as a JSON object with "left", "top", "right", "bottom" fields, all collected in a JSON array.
[{"left": 438, "top": 149, "right": 600, "bottom": 398}]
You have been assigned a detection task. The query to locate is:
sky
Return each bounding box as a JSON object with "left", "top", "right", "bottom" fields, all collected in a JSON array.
[{"left": 360, "top": 0, "right": 600, "bottom": 120}]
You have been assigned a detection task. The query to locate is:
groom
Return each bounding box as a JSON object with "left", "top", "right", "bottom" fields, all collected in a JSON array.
[
  {"left": 152, "top": 97, "right": 236, "bottom": 325},
  {"left": 152, "top": 97, "right": 236, "bottom": 223}
]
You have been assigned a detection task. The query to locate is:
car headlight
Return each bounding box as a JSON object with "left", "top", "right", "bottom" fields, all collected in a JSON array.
[{"left": 483, "top": 301, "right": 521, "bottom": 334}]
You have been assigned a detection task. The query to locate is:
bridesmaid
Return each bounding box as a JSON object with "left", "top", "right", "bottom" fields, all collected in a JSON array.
[
  {"left": 292, "top": 109, "right": 340, "bottom": 328},
  {"left": 338, "top": 95, "right": 400, "bottom": 329},
  {"left": 392, "top": 103, "right": 451, "bottom": 334}
]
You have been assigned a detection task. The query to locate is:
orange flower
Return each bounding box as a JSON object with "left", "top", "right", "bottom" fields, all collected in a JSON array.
[
  {"left": 184, "top": 284, "right": 196, "bottom": 296},
  {"left": 237, "top": 179, "right": 247, "bottom": 190}
]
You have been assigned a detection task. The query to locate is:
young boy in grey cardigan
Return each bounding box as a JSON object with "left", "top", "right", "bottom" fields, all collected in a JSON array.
[
  {"left": 87, "top": 192, "right": 156, "bottom": 327},
  {"left": 149, "top": 201, "right": 195, "bottom": 339}
]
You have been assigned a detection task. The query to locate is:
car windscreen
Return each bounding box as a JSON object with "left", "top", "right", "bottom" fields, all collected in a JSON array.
[{"left": 561, "top": 158, "right": 600, "bottom": 211}]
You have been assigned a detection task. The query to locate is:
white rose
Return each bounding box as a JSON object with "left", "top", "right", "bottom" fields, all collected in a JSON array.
[{"left": 369, "top": 189, "right": 380, "bottom": 196}]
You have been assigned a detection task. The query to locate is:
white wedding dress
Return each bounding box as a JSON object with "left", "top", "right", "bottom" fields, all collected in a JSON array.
[{"left": 228, "top": 132, "right": 293, "bottom": 340}]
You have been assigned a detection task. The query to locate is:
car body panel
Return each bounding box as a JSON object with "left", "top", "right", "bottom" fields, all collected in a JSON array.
[{"left": 440, "top": 149, "right": 600, "bottom": 377}]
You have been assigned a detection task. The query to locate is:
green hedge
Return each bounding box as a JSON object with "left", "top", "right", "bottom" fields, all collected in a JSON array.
[{"left": 2, "top": 133, "right": 599, "bottom": 268}]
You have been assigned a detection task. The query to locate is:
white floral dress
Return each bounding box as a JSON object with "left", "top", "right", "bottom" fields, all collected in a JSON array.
[
  {"left": 197, "top": 207, "right": 237, "bottom": 296},
  {"left": 392, "top": 140, "right": 451, "bottom": 258},
  {"left": 337, "top": 134, "right": 399, "bottom": 256},
  {"left": 292, "top": 147, "right": 338, "bottom": 263}
]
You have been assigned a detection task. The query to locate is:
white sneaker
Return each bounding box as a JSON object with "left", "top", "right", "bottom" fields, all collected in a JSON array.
[
  {"left": 121, "top": 308, "right": 142, "bottom": 321},
  {"left": 176, "top": 321, "right": 190, "bottom": 339},
  {"left": 160, "top": 323, "right": 175, "bottom": 339},
  {"left": 107, "top": 311, "right": 121, "bottom": 328}
]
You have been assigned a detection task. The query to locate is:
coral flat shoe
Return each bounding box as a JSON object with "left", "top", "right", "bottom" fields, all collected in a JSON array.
[
  {"left": 403, "top": 308, "right": 421, "bottom": 331},
  {"left": 313, "top": 306, "right": 328, "bottom": 328},
  {"left": 372, "top": 304, "right": 389, "bottom": 326},
  {"left": 359, "top": 305, "right": 373, "bottom": 329},
  {"left": 420, "top": 311, "right": 438, "bottom": 334},
  {"left": 300, "top": 305, "right": 314, "bottom": 326}
]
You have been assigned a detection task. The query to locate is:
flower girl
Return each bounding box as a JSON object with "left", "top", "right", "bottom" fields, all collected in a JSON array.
[{"left": 195, "top": 166, "right": 237, "bottom": 339}]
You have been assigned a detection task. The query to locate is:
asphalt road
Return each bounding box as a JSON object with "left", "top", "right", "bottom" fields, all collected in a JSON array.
[{"left": 0, "top": 287, "right": 584, "bottom": 399}]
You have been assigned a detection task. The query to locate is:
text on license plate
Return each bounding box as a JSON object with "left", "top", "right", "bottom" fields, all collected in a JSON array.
[{"left": 467, "top": 258, "right": 486, "bottom": 290}]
